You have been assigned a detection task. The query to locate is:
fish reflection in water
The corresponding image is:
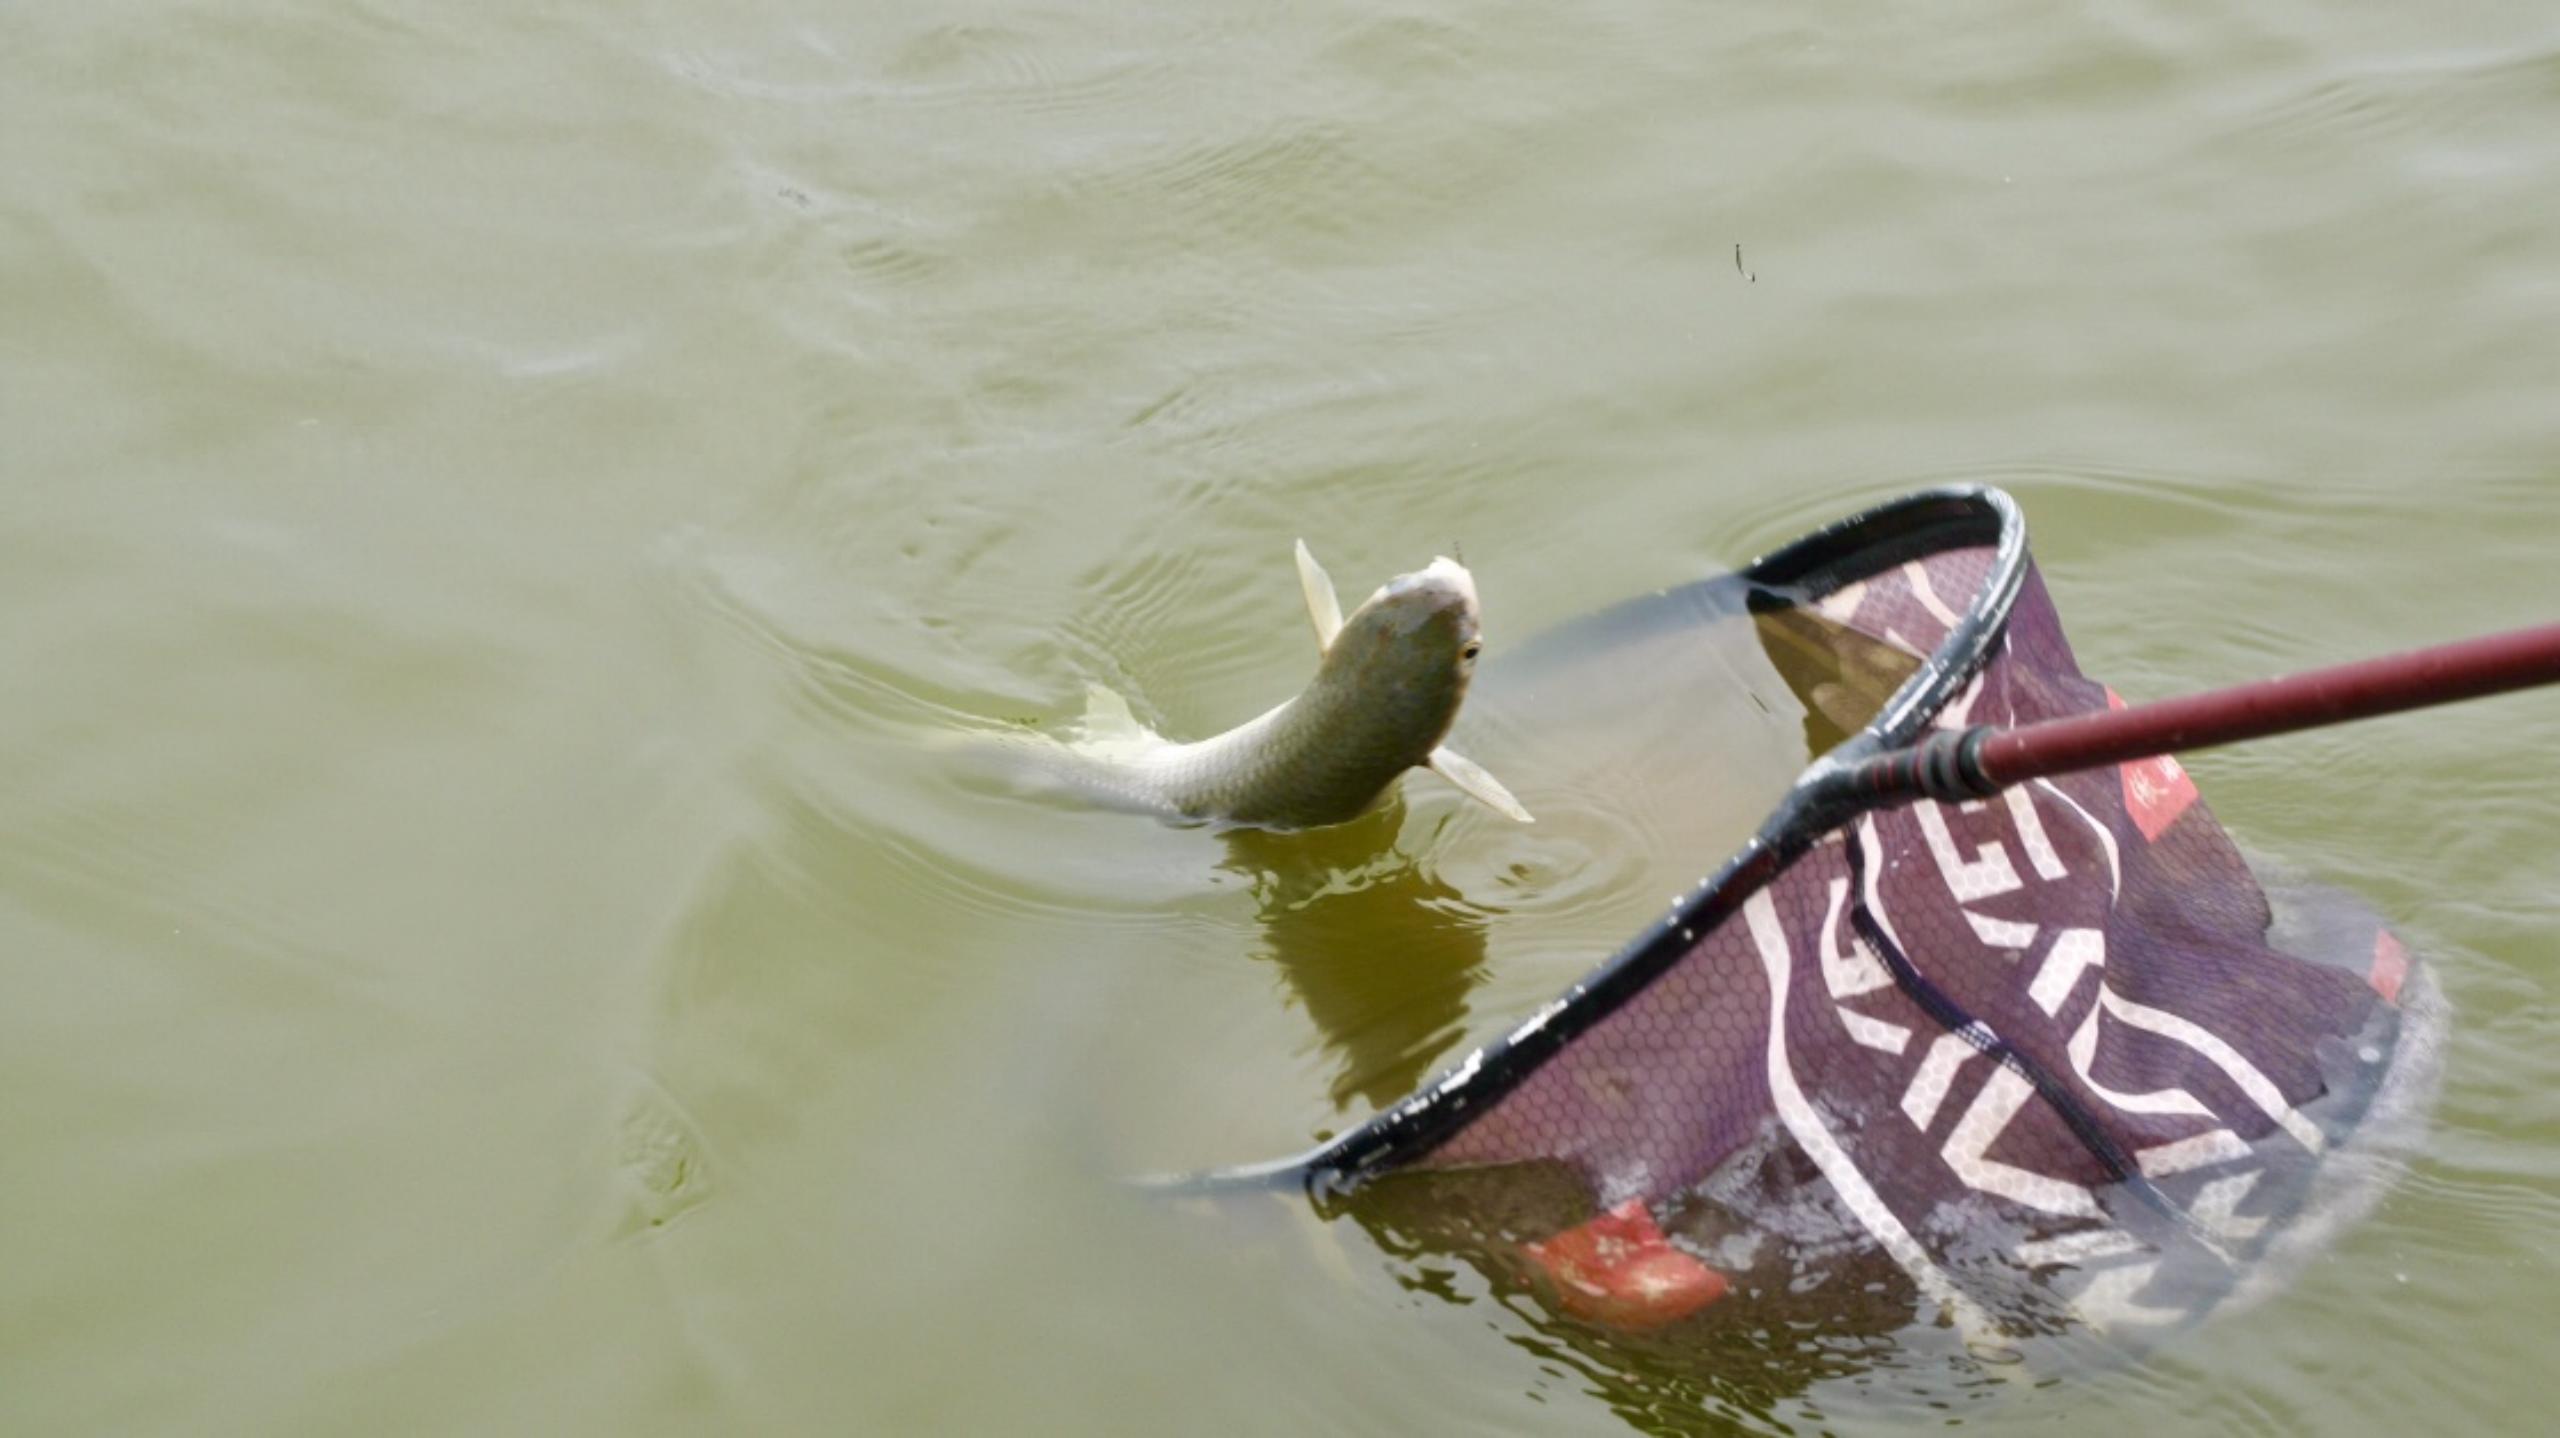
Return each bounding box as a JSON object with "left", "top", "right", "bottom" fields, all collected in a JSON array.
[{"left": 1223, "top": 808, "right": 1488, "bottom": 1113}]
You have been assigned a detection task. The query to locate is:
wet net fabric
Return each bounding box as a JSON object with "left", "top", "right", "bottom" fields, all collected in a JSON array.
[{"left": 1380, "top": 528, "right": 2430, "bottom": 1335}]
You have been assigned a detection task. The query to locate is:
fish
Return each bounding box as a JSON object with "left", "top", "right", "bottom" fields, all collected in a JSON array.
[{"left": 1006, "top": 542, "right": 1533, "bottom": 831}]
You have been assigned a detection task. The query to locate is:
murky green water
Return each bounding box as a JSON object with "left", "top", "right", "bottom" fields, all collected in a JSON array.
[{"left": 6, "top": 2, "right": 2557, "bottom": 1433}]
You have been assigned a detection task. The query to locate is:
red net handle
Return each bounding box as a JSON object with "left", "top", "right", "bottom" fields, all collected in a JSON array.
[
  {"left": 1839, "top": 622, "right": 2560, "bottom": 806},
  {"left": 1980, "top": 620, "right": 2560, "bottom": 785}
]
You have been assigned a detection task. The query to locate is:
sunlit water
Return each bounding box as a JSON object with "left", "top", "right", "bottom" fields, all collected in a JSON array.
[{"left": 5, "top": 2, "right": 2557, "bottom": 1434}]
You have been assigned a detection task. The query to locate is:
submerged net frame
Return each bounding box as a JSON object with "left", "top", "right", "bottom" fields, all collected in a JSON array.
[{"left": 1189, "top": 485, "right": 2437, "bottom": 1335}]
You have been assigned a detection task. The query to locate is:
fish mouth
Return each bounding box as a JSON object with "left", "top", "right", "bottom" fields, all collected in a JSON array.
[{"left": 1371, "top": 556, "right": 1481, "bottom": 633}]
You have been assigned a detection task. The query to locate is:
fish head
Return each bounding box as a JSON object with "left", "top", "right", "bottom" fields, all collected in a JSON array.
[{"left": 1312, "top": 555, "right": 1484, "bottom": 751}]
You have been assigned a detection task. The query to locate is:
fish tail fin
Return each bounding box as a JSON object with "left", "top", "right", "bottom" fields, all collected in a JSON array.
[{"left": 1075, "top": 682, "right": 1151, "bottom": 741}]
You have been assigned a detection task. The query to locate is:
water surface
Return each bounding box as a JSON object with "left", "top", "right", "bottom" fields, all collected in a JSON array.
[{"left": 5, "top": 2, "right": 2557, "bottom": 1433}]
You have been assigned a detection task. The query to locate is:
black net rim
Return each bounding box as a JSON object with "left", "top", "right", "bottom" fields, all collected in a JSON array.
[{"left": 1188, "top": 485, "right": 2032, "bottom": 1194}]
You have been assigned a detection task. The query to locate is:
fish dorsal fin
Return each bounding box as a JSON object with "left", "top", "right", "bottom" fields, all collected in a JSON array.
[
  {"left": 1075, "top": 682, "right": 1150, "bottom": 741},
  {"left": 1294, "top": 539, "right": 1344, "bottom": 653},
  {"left": 1427, "top": 746, "right": 1534, "bottom": 823}
]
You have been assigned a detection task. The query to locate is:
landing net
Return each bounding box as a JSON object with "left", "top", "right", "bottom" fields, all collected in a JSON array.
[{"left": 1208, "top": 487, "right": 2440, "bottom": 1341}]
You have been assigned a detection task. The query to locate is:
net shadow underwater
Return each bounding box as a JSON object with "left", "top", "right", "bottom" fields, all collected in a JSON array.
[{"left": 1163, "top": 487, "right": 2447, "bottom": 1405}]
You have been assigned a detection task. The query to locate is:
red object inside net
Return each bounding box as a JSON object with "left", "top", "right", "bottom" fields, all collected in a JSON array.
[{"left": 1520, "top": 1198, "right": 1730, "bottom": 1329}]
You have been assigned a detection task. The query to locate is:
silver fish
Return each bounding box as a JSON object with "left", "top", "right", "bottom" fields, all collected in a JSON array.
[{"left": 1020, "top": 542, "right": 1532, "bottom": 830}]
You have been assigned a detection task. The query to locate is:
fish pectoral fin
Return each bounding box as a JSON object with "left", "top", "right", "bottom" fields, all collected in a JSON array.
[
  {"left": 1295, "top": 539, "right": 1344, "bottom": 653},
  {"left": 1426, "top": 746, "right": 1534, "bottom": 823}
]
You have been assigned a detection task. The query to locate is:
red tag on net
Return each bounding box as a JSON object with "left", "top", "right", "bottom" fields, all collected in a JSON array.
[
  {"left": 2369, "top": 929, "right": 2410, "bottom": 1005},
  {"left": 2105, "top": 687, "right": 2200, "bottom": 841},
  {"left": 1520, "top": 1198, "right": 1728, "bottom": 1330}
]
